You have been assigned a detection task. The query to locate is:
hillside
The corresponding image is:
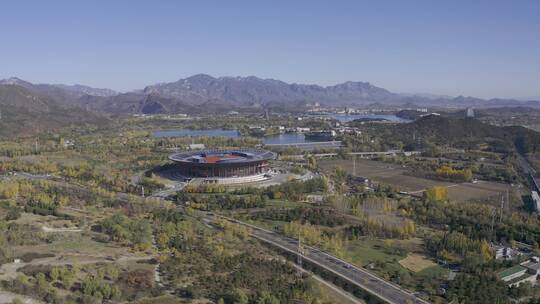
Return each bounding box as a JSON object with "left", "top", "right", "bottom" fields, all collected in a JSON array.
[
  {"left": 0, "top": 77, "right": 118, "bottom": 107},
  {"left": 386, "top": 115, "right": 540, "bottom": 153},
  {"left": 78, "top": 93, "right": 212, "bottom": 114},
  {"left": 0, "top": 85, "right": 109, "bottom": 138}
]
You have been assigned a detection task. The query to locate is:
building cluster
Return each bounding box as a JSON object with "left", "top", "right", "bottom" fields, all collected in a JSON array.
[
  {"left": 498, "top": 257, "right": 540, "bottom": 287},
  {"left": 493, "top": 244, "right": 524, "bottom": 261}
]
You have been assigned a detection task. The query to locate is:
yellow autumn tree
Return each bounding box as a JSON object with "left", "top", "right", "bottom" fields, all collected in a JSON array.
[
  {"left": 425, "top": 186, "right": 448, "bottom": 202},
  {"left": 480, "top": 240, "right": 493, "bottom": 261}
]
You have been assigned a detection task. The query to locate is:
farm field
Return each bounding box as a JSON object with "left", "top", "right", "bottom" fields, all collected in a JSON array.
[
  {"left": 319, "top": 158, "right": 514, "bottom": 202},
  {"left": 399, "top": 253, "right": 437, "bottom": 273}
]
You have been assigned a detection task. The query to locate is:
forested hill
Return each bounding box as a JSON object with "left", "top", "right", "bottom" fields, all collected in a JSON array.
[
  {"left": 0, "top": 85, "right": 109, "bottom": 138},
  {"left": 389, "top": 115, "right": 540, "bottom": 153},
  {"left": 3, "top": 75, "right": 540, "bottom": 115}
]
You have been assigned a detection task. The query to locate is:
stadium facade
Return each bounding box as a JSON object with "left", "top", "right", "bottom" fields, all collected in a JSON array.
[{"left": 168, "top": 149, "right": 275, "bottom": 183}]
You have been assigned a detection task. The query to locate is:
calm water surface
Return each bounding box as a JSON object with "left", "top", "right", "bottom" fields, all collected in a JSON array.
[{"left": 153, "top": 114, "right": 408, "bottom": 144}]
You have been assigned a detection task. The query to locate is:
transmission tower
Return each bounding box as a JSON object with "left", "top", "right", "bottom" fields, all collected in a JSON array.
[
  {"left": 490, "top": 208, "right": 497, "bottom": 242},
  {"left": 297, "top": 234, "right": 303, "bottom": 277}
]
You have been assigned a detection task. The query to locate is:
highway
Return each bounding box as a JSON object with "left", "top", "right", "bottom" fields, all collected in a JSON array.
[
  {"left": 6, "top": 170, "right": 428, "bottom": 303},
  {"left": 215, "top": 215, "right": 429, "bottom": 304},
  {"left": 516, "top": 153, "right": 539, "bottom": 193}
]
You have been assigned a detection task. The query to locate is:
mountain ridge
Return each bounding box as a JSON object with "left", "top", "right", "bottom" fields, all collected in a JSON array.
[{"left": 2, "top": 75, "right": 540, "bottom": 115}]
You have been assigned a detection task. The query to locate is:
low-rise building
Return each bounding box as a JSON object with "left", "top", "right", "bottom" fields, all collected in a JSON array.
[
  {"left": 498, "top": 257, "right": 540, "bottom": 287},
  {"left": 188, "top": 144, "right": 205, "bottom": 150},
  {"left": 493, "top": 244, "right": 523, "bottom": 260}
]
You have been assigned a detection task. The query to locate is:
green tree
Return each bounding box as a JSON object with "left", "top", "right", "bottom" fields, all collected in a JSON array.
[
  {"left": 50, "top": 267, "right": 61, "bottom": 281},
  {"left": 35, "top": 272, "right": 48, "bottom": 293},
  {"left": 257, "top": 291, "right": 280, "bottom": 304},
  {"left": 232, "top": 288, "right": 249, "bottom": 304}
]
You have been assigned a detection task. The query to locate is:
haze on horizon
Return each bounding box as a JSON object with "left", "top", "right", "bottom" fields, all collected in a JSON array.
[{"left": 0, "top": 0, "right": 539, "bottom": 99}]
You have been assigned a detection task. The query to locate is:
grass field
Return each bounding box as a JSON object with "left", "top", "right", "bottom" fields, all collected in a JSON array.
[
  {"left": 344, "top": 238, "right": 406, "bottom": 267},
  {"left": 319, "top": 158, "right": 513, "bottom": 202},
  {"left": 398, "top": 253, "right": 437, "bottom": 272}
]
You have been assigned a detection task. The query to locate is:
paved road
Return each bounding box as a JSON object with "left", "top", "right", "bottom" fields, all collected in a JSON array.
[
  {"left": 215, "top": 215, "right": 429, "bottom": 304},
  {"left": 516, "top": 153, "right": 539, "bottom": 193},
  {"left": 288, "top": 260, "right": 365, "bottom": 304}
]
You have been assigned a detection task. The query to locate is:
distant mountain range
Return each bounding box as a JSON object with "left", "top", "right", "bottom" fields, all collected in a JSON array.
[
  {"left": 1, "top": 74, "right": 540, "bottom": 117},
  {"left": 0, "top": 84, "right": 108, "bottom": 138}
]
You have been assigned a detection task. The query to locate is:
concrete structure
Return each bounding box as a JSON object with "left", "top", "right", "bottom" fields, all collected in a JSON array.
[
  {"left": 188, "top": 143, "right": 205, "bottom": 150},
  {"left": 169, "top": 149, "right": 275, "bottom": 184},
  {"left": 532, "top": 191, "right": 540, "bottom": 214},
  {"left": 285, "top": 150, "right": 421, "bottom": 159},
  {"left": 265, "top": 141, "right": 343, "bottom": 152}
]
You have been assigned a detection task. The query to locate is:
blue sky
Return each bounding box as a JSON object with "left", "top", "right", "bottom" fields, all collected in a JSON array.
[{"left": 0, "top": 0, "right": 539, "bottom": 98}]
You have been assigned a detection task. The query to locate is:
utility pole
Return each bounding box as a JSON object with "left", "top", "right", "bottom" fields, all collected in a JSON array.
[
  {"left": 490, "top": 209, "right": 497, "bottom": 242},
  {"left": 506, "top": 189, "right": 510, "bottom": 210},
  {"left": 141, "top": 186, "right": 145, "bottom": 197},
  {"left": 353, "top": 155, "right": 356, "bottom": 176},
  {"left": 297, "top": 234, "right": 303, "bottom": 277},
  {"left": 499, "top": 193, "right": 505, "bottom": 223}
]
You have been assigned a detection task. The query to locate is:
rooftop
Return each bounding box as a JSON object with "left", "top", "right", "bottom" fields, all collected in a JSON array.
[
  {"left": 506, "top": 273, "right": 535, "bottom": 285},
  {"left": 169, "top": 149, "right": 275, "bottom": 164},
  {"left": 498, "top": 265, "right": 526, "bottom": 278},
  {"left": 522, "top": 261, "right": 540, "bottom": 271}
]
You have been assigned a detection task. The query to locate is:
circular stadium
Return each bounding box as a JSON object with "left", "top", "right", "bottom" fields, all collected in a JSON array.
[{"left": 168, "top": 149, "right": 276, "bottom": 184}]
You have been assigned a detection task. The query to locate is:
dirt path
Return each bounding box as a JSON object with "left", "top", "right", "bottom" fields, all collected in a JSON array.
[
  {"left": 41, "top": 226, "right": 82, "bottom": 233},
  {"left": 0, "top": 254, "right": 153, "bottom": 282},
  {"left": 0, "top": 290, "right": 44, "bottom": 304}
]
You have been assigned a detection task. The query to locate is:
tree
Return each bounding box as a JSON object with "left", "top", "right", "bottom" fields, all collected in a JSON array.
[
  {"left": 35, "top": 272, "right": 48, "bottom": 293},
  {"left": 480, "top": 240, "right": 493, "bottom": 262},
  {"left": 257, "top": 292, "right": 280, "bottom": 304},
  {"left": 306, "top": 154, "right": 317, "bottom": 170},
  {"left": 424, "top": 186, "right": 448, "bottom": 202},
  {"left": 50, "top": 267, "right": 61, "bottom": 281},
  {"left": 232, "top": 288, "right": 249, "bottom": 304}
]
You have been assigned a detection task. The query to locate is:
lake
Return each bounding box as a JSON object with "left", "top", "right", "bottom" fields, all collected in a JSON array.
[
  {"left": 153, "top": 129, "right": 318, "bottom": 144},
  {"left": 311, "top": 113, "right": 409, "bottom": 123},
  {"left": 153, "top": 114, "right": 408, "bottom": 144},
  {"left": 153, "top": 129, "right": 240, "bottom": 138}
]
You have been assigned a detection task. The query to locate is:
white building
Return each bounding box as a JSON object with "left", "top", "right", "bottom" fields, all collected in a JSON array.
[
  {"left": 188, "top": 144, "right": 205, "bottom": 150},
  {"left": 532, "top": 191, "right": 540, "bottom": 214}
]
